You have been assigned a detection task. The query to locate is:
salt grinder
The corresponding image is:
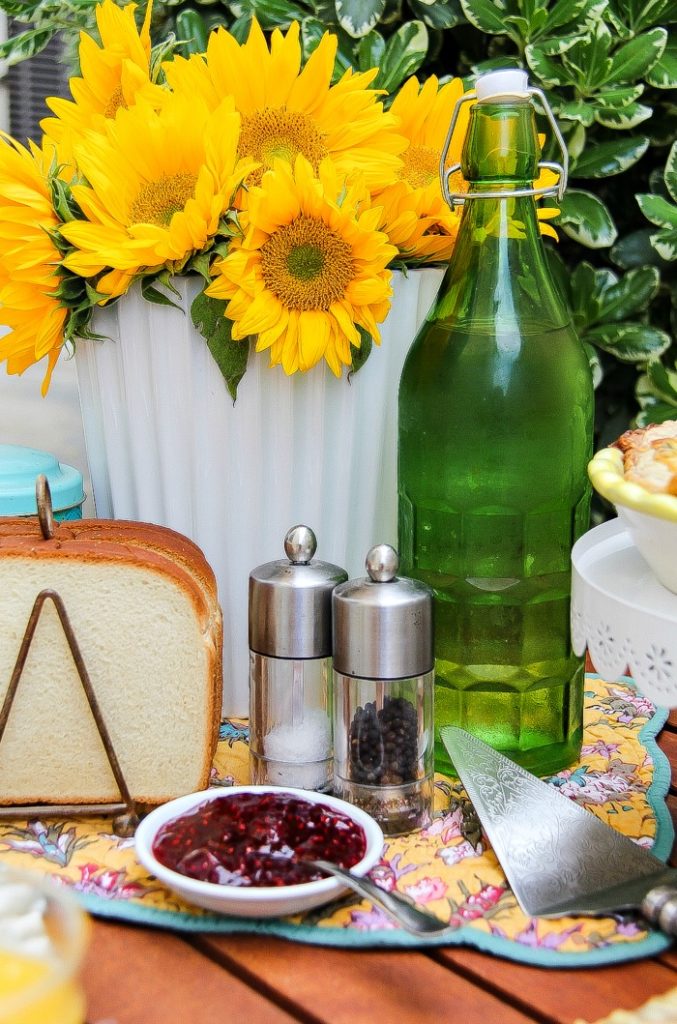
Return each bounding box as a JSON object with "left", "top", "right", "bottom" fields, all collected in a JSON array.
[
  {"left": 248, "top": 526, "right": 348, "bottom": 791},
  {"left": 332, "top": 544, "right": 434, "bottom": 835}
]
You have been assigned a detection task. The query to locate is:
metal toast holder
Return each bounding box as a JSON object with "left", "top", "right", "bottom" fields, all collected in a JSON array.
[{"left": 0, "top": 475, "right": 139, "bottom": 836}]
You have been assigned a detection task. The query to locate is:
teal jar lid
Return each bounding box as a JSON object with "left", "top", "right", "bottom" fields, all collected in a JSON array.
[{"left": 0, "top": 444, "right": 85, "bottom": 515}]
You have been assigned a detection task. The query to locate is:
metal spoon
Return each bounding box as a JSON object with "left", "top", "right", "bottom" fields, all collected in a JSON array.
[{"left": 307, "top": 859, "right": 452, "bottom": 937}]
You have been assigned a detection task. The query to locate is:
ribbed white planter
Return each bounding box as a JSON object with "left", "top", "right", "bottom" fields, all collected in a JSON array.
[{"left": 75, "top": 268, "right": 444, "bottom": 715}]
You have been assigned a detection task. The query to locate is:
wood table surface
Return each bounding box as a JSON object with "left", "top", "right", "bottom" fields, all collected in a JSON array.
[{"left": 80, "top": 707, "right": 677, "bottom": 1024}]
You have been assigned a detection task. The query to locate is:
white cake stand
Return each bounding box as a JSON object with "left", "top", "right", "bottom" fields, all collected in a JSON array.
[{"left": 571, "top": 518, "right": 677, "bottom": 707}]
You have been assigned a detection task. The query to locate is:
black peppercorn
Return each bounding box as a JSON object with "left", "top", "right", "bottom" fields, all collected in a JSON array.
[{"left": 348, "top": 696, "right": 419, "bottom": 786}]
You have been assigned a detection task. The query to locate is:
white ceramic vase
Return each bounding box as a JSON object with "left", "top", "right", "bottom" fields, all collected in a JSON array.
[{"left": 75, "top": 267, "right": 444, "bottom": 715}]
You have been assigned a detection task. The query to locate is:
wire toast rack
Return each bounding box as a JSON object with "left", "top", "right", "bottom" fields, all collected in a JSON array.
[{"left": 0, "top": 475, "right": 139, "bottom": 836}]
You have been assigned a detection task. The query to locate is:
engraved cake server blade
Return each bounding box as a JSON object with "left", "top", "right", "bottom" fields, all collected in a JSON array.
[{"left": 441, "top": 726, "right": 677, "bottom": 935}]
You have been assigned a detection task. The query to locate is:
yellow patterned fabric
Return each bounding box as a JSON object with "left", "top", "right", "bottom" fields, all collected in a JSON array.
[{"left": 0, "top": 676, "right": 672, "bottom": 966}]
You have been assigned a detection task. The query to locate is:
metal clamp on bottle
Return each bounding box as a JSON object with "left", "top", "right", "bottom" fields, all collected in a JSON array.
[{"left": 440, "top": 69, "right": 568, "bottom": 208}]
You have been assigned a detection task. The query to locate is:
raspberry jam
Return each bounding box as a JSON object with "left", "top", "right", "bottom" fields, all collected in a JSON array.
[{"left": 152, "top": 791, "right": 367, "bottom": 887}]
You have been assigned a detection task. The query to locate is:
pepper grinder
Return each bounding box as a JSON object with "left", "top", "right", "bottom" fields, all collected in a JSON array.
[
  {"left": 332, "top": 544, "right": 435, "bottom": 835},
  {"left": 248, "top": 525, "right": 348, "bottom": 792}
]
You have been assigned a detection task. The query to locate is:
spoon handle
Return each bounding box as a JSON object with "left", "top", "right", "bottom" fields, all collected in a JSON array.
[{"left": 309, "top": 859, "right": 451, "bottom": 937}]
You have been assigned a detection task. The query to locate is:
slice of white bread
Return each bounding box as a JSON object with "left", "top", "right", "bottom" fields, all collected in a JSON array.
[{"left": 0, "top": 522, "right": 222, "bottom": 805}]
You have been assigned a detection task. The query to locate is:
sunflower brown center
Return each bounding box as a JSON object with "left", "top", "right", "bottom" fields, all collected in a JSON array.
[
  {"left": 104, "top": 85, "right": 127, "bottom": 119},
  {"left": 239, "top": 108, "right": 328, "bottom": 184},
  {"left": 129, "top": 173, "right": 197, "bottom": 227},
  {"left": 260, "top": 215, "right": 354, "bottom": 310}
]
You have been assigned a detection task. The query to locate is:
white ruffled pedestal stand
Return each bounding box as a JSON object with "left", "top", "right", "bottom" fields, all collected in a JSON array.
[
  {"left": 75, "top": 268, "right": 444, "bottom": 715},
  {"left": 571, "top": 518, "right": 677, "bottom": 706}
]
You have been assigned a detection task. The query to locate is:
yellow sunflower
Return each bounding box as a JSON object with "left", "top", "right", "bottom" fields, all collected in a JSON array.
[
  {"left": 206, "top": 155, "right": 397, "bottom": 376},
  {"left": 163, "top": 19, "right": 406, "bottom": 194},
  {"left": 60, "top": 93, "right": 257, "bottom": 298},
  {"left": 41, "top": 0, "right": 165, "bottom": 175},
  {"left": 375, "top": 75, "right": 469, "bottom": 264},
  {"left": 0, "top": 134, "right": 67, "bottom": 395},
  {"left": 378, "top": 75, "right": 559, "bottom": 262}
]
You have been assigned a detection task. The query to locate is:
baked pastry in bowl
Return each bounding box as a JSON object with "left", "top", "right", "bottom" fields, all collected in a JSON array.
[{"left": 588, "top": 420, "right": 677, "bottom": 594}]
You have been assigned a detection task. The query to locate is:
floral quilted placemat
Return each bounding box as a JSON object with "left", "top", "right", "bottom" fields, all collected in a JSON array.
[{"left": 0, "top": 675, "right": 673, "bottom": 968}]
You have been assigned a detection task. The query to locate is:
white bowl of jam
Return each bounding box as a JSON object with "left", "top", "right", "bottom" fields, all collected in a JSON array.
[{"left": 135, "top": 786, "right": 384, "bottom": 918}]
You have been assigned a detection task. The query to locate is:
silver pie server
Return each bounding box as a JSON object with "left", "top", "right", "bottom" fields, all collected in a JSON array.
[{"left": 441, "top": 726, "right": 677, "bottom": 935}]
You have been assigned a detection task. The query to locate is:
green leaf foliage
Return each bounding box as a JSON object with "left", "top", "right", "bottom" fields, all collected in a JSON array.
[
  {"left": 585, "top": 322, "right": 672, "bottom": 360},
  {"left": 572, "top": 136, "right": 650, "bottom": 177},
  {"left": 646, "top": 37, "right": 677, "bottom": 88},
  {"left": 408, "top": 0, "right": 465, "bottom": 28},
  {"left": 348, "top": 327, "right": 373, "bottom": 379},
  {"left": 174, "top": 9, "right": 209, "bottom": 54},
  {"left": 593, "top": 102, "right": 652, "bottom": 130},
  {"left": 191, "top": 290, "right": 249, "bottom": 401},
  {"left": 604, "top": 28, "right": 667, "bottom": 85},
  {"left": 611, "top": 229, "right": 666, "bottom": 269},
  {"left": 336, "top": 0, "right": 387, "bottom": 37},
  {"left": 558, "top": 189, "right": 618, "bottom": 248},
  {"left": 372, "top": 20, "right": 428, "bottom": 92},
  {"left": 459, "top": 0, "right": 507, "bottom": 35},
  {"left": 0, "top": 26, "right": 54, "bottom": 64}
]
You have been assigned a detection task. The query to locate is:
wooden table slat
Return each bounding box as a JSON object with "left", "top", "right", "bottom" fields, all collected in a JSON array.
[
  {"left": 194, "top": 935, "right": 542, "bottom": 1024},
  {"left": 437, "top": 946, "right": 677, "bottom": 1024},
  {"left": 82, "top": 922, "right": 301, "bottom": 1024}
]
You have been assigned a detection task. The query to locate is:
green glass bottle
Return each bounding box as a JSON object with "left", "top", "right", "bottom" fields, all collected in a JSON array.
[{"left": 398, "top": 70, "right": 593, "bottom": 777}]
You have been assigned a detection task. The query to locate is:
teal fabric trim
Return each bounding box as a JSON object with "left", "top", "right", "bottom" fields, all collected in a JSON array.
[
  {"left": 77, "top": 889, "right": 672, "bottom": 968},
  {"left": 73, "top": 674, "right": 675, "bottom": 969}
]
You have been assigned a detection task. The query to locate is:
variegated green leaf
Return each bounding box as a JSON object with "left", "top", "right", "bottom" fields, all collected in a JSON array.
[
  {"left": 569, "top": 260, "right": 610, "bottom": 325},
  {"left": 558, "top": 189, "right": 618, "bottom": 247},
  {"left": 636, "top": 401, "right": 677, "bottom": 425},
  {"left": 605, "top": 7, "right": 634, "bottom": 40},
  {"left": 407, "top": 0, "right": 465, "bottom": 28},
  {"left": 558, "top": 100, "right": 595, "bottom": 126},
  {"left": 0, "top": 26, "right": 53, "bottom": 64},
  {"left": 665, "top": 141, "right": 677, "bottom": 203},
  {"left": 572, "top": 136, "right": 649, "bottom": 177},
  {"left": 373, "top": 20, "right": 428, "bottom": 92},
  {"left": 357, "top": 31, "right": 386, "bottom": 72},
  {"left": 611, "top": 228, "right": 665, "bottom": 269},
  {"left": 594, "top": 102, "right": 652, "bottom": 129},
  {"left": 651, "top": 227, "right": 677, "bottom": 260},
  {"left": 605, "top": 27, "right": 667, "bottom": 85},
  {"left": 566, "top": 123, "right": 587, "bottom": 161},
  {"left": 534, "top": 34, "right": 580, "bottom": 56},
  {"left": 595, "top": 267, "right": 661, "bottom": 321},
  {"left": 586, "top": 323, "right": 672, "bottom": 361},
  {"left": 561, "top": 23, "right": 613, "bottom": 88},
  {"left": 637, "top": 193, "right": 677, "bottom": 228},
  {"left": 547, "top": 0, "right": 606, "bottom": 31},
  {"left": 336, "top": 0, "right": 386, "bottom": 37},
  {"left": 583, "top": 342, "right": 604, "bottom": 389},
  {"left": 525, "top": 44, "right": 575, "bottom": 86},
  {"left": 459, "top": 0, "right": 508, "bottom": 34},
  {"left": 595, "top": 84, "right": 645, "bottom": 106},
  {"left": 504, "top": 14, "right": 530, "bottom": 35},
  {"left": 645, "top": 358, "right": 677, "bottom": 404},
  {"left": 632, "top": 0, "right": 675, "bottom": 32},
  {"left": 647, "top": 38, "right": 677, "bottom": 88}
]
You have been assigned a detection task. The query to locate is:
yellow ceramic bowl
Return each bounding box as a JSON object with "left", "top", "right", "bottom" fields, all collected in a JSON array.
[{"left": 588, "top": 446, "right": 677, "bottom": 594}]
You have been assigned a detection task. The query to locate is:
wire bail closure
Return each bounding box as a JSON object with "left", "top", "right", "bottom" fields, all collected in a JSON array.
[{"left": 439, "top": 86, "right": 569, "bottom": 209}]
